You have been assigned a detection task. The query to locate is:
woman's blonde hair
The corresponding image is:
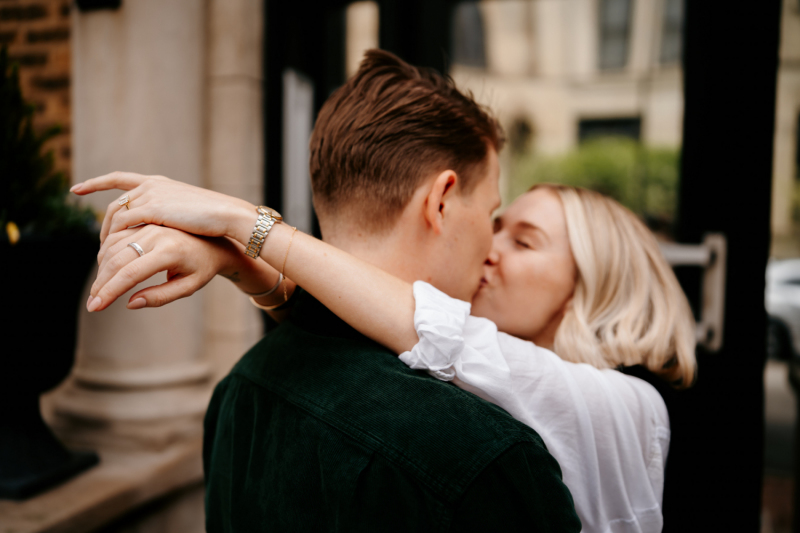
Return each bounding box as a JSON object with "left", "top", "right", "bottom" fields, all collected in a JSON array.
[{"left": 533, "top": 184, "right": 697, "bottom": 388}]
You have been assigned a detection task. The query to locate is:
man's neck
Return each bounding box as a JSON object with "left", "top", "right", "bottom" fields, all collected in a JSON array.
[{"left": 322, "top": 224, "right": 431, "bottom": 285}]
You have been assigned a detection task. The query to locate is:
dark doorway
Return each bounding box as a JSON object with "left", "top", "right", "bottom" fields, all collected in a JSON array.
[{"left": 664, "top": 1, "right": 782, "bottom": 531}]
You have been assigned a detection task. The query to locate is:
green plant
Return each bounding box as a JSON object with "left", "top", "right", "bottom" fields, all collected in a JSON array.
[
  {"left": 0, "top": 46, "right": 95, "bottom": 241},
  {"left": 509, "top": 137, "right": 680, "bottom": 232}
]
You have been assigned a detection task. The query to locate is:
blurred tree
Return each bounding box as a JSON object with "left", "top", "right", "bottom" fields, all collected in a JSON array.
[
  {"left": 510, "top": 137, "right": 679, "bottom": 235},
  {"left": 0, "top": 46, "right": 94, "bottom": 241}
]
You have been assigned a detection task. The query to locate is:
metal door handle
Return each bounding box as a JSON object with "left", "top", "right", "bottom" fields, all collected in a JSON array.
[{"left": 659, "top": 233, "right": 727, "bottom": 351}]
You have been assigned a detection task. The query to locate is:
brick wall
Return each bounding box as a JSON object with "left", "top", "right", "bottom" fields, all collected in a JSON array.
[{"left": 1, "top": 0, "right": 71, "bottom": 178}]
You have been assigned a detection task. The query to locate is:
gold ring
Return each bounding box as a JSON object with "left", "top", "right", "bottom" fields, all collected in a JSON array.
[{"left": 118, "top": 194, "right": 131, "bottom": 210}]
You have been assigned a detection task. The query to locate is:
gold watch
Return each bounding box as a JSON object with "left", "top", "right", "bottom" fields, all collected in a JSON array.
[{"left": 244, "top": 206, "right": 283, "bottom": 259}]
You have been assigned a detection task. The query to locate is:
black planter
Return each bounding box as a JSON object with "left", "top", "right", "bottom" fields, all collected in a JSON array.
[{"left": 0, "top": 233, "right": 100, "bottom": 500}]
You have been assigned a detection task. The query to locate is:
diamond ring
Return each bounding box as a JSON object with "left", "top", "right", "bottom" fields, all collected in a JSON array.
[
  {"left": 128, "top": 242, "right": 145, "bottom": 257},
  {"left": 118, "top": 194, "right": 131, "bottom": 210}
]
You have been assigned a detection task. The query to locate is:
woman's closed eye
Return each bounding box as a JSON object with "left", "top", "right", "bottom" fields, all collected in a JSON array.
[{"left": 515, "top": 238, "right": 533, "bottom": 249}]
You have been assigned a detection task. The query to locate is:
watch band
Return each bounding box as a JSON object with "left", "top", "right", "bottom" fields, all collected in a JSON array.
[{"left": 245, "top": 206, "right": 282, "bottom": 259}]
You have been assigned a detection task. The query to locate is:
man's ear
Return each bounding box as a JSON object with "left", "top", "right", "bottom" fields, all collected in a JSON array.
[{"left": 423, "top": 170, "right": 458, "bottom": 234}]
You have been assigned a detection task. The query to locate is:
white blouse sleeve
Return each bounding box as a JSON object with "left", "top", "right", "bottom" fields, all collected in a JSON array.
[{"left": 399, "top": 281, "right": 670, "bottom": 533}]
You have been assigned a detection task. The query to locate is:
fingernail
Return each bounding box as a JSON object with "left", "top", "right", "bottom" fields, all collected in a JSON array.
[
  {"left": 87, "top": 296, "right": 102, "bottom": 312},
  {"left": 128, "top": 298, "right": 147, "bottom": 310},
  {"left": 70, "top": 183, "right": 82, "bottom": 192}
]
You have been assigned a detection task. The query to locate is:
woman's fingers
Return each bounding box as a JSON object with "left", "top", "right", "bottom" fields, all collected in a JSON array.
[
  {"left": 90, "top": 247, "right": 173, "bottom": 312},
  {"left": 97, "top": 227, "right": 139, "bottom": 266},
  {"left": 89, "top": 225, "right": 233, "bottom": 312},
  {"left": 69, "top": 171, "right": 155, "bottom": 242},
  {"left": 127, "top": 274, "right": 204, "bottom": 309},
  {"left": 100, "top": 197, "right": 122, "bottom": 244},
  {"left": 106, "top": 204, "right": 158, "bottom": 238},
  {"left": 100, "top": 188, "right": 146, "bottom": 243},
  {"left": 76, "top": 171, "right": 251, "bottom": 241},
  {"left": 71, "top": 171, "right": 152, "bottom": 195},
  {"left": 93, "top": 236, "right": 145, "bottom": 298}
]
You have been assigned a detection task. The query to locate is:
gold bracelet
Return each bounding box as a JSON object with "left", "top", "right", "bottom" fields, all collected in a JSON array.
[
  {"left": 281, "top": 227, "right": 297, "bottom": 302},
  {"left": 243, "top": 273, "right": 283, "bottom": 298},
  {"left": 249, "top": 294, "right": 291, "bottom": 311}
]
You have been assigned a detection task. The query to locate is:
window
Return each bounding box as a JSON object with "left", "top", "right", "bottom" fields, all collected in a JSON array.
[
  {"left": 451, "top": 1, "right": 486, "bottom": 68},
  {"left": 660, "top": 0, "right": 683, "bottom": 65},
  {"left": 598, "top": 0, "right": 632, "bottom": 70},
  {"left": 578, "top": 117, "right": 641, "bottom": 142},
  {"left": 509, "top": 117, "right": 534, "bottom": 155}
]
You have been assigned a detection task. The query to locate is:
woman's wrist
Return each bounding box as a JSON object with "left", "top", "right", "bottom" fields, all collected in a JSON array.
[
  {"left": 257, "top": 221, "right": 293, "bottom": 270},
  {"left": 217, "top": 235, "right": 286, "bottom": 299},
  {"left": 229, "top": 203, "right": 294, "bottom": 271},
  {"left": 225, "top": 202, "right": 261, "bottom": 247},
  {"left": 216, "top": 237, "right": 249, "bottom": 280}
]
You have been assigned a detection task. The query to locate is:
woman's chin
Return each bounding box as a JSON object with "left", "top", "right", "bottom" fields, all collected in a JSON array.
[
  {"left": 471, "top": 289, "right": 507, "bottom": 329},
  {"left": 470, "top": 288, "right": 490, "bottom": 317}
]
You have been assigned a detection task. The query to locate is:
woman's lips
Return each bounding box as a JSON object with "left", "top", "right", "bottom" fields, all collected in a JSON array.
[{"left": 472, "top": 277, "right": 491, "bottom": 305}]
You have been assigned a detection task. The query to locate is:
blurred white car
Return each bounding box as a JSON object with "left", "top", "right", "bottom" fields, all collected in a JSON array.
[{"left": 766, "top": 259, "right": 800, "bottom": 360}]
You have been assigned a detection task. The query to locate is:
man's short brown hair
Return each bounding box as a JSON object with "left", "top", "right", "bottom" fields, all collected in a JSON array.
[{"left": 309, "top": 49, "right": 504, "bottom": 233}]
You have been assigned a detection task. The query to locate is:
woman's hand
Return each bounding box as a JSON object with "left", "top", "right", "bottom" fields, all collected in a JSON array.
[
  {"left": 71, "top": 171, "right": 256, "bottom": 244},
  {"left": 87, "top": 224, "right": 241, "bottom": 312}
]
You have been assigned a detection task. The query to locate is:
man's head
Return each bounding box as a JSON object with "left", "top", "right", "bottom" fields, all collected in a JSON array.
[{"left": 309, "top": 49, "right": 503, "bottom": 300}]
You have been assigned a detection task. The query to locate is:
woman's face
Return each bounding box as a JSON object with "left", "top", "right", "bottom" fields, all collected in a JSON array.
[{"left": 471, "top": 188, "right": 577, "bottom": 348}]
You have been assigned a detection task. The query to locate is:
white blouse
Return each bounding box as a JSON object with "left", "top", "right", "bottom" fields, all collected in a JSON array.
[{"left": 399, "top": 282, "right": 670, "bottom": 533}]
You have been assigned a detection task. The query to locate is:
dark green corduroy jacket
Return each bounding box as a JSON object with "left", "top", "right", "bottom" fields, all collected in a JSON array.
[{"left": 203, "top": 291, "right": 580, "bottom": 532}]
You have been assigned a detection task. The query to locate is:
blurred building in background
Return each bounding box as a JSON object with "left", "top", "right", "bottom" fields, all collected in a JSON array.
[
  {"left": 773, "top": 0, "right": 800, "bottom": 252},
  {"left": 453, "top": 0, "right": 683, "bottom": 156},
  {"left": 450, "top": 0, "right": 686, "bottom": 234},
  {"left": 446, "top": 0, "right": 800, "bottom": 246}
]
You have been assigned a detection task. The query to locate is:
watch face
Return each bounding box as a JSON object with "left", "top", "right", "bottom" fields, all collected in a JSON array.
[{"left": 257, "top": 206, "right": 283, "bottom": 220}]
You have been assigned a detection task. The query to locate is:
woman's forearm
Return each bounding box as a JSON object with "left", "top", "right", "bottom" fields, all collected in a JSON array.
[
  {"left": 220, "top": 237, "right": 297, "bottom": 321},
  {"left": 229, "top": 215, "right": 418, "bottom": 354}
]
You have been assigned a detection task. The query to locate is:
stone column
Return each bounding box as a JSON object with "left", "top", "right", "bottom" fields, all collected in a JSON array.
[
  {"left": 203, "top": 0, "right": 265, "bottom": 381},
  {"left": 53, "top": 0, "right": 211, "bottom": 449},
  {"left": 3, "top": 2, "right": 269, "bottom": 529}
]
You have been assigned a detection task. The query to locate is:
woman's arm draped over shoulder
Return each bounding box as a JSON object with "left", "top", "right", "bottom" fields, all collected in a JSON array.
[
  {"left": 71, "top": 171, "right": 419, "bottom": 349},
  {"left": 252, "top": 222, "right": 420, "bottom": 354}
]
